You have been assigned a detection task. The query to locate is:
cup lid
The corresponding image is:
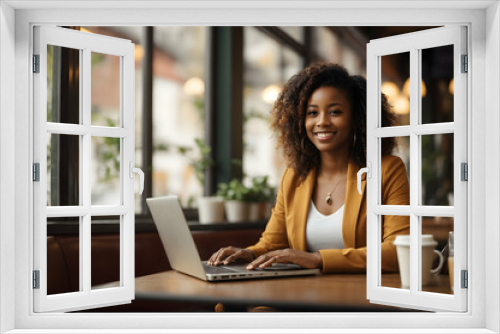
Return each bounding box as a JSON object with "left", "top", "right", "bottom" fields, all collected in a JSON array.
[{"left": 393, "top": 234, "right": 437, "bottom": 247}]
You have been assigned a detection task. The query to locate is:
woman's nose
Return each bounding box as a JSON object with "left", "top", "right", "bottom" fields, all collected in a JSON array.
[{"left": 317, "top": 112, "right": 331, "bottom": 126}]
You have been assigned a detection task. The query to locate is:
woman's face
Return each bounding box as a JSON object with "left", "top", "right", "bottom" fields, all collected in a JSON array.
[{"left": 305, "top": 86, "right": 353, "bottom": 154}]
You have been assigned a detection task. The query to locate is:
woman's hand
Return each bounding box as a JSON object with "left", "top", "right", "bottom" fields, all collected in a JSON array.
[
  {"left": 246, "top": 248, "right": 323, "bottom": 270},
  {"left": 208, "top": 246, "right": 255, "bottom": 266}
]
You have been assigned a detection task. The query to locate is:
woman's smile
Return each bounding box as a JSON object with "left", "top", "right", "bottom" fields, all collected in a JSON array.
[
  {"left": 305, "top": 86, "right": 353, "bottom": 153},
  {"left": 314, "top": 131, "right": 337, "bottom": 140}
]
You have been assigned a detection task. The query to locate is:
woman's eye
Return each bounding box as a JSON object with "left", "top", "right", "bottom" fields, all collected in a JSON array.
[
  {"left": 307, "top": 110, "right": 317, "bottom": 116},
  {"left": 330, "top": 110, "right": 341, "bottom": 115}
]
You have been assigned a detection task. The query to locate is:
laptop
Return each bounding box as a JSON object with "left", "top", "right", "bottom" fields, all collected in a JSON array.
[{"left": 146, "top": 195, "right": 321, "bottom": 282}]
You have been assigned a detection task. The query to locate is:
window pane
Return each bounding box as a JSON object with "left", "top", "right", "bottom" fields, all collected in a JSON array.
[
  {"left": 152, "top": 26, "right": 206, "bottom": 207},
  {"left": 91, "top": 52, "right": 121, "bottom": 127},
  {"left": 311, "top": 27, "right": 365, "bottom": 75},
  {"left": 82, "top": 26, "right": 143, "bottom": 213},
  {"left": 91, "top": 136, "right": 121, "bottom": 205},
  {"left": 92, "top": 216, "right": 121, "bottom": 290},
  {"left": 381, "top": 215, "right": 410, "bottom": 291},
  {"left": 47, "top": 217, "right": 81, "bottom": 295},
  {"left": 47, "top": 133, "right": 80, "bottom": 206},
  {"left": 381, "top": 52, "right": 410, "bottom": 126},
  {"left": 243, "top": 27, "right": 300, "bottom": 188},
  {"left": 421, "top": 216, "right": 453, "bottom": 295},
  {"left": 381, "top": 136, "right": 410, "bottom": 202},
  {"left": 421, "top": 45, "right": 454, "bottom": 124},
  {"left": 421, "top": 133, "right": 454, "bottom": 206},
  {"left": 47, "top": 45, "right": 80, "bottom": 124},
  {"left": 278, "top": 26, "right": 304, "bottom": 43},
  {"left": 313, "top": 27, "right": 342, "bottom": 63}
]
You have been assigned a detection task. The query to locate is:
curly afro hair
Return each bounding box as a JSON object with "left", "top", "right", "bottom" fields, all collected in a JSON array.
[{"left": 270, "top": 62, "right": 397, "bottom": 182}]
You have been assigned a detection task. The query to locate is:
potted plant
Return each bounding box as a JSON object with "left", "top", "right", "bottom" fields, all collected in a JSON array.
[
  {"left": 247, "top": 176, "right": 276, "bottom": 221},
  {"left": 217, "top": 179, "right": 251, "bottom": 223},
  {"left": 190, "top": 139, "right": 225, "bottom": 224}
]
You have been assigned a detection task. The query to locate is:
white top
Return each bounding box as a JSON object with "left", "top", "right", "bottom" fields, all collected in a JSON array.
[{"left": 306, "top": 200, "right": 345, "bottom": 252}]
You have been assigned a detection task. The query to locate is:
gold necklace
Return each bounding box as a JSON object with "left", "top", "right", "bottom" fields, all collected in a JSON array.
[{"left": 324, "top": 171, "right": 346, "bottom": 206}]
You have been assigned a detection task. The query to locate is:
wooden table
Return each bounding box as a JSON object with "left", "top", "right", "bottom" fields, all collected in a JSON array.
[{"left": 133, "top": 271, "right": 452, "bottom": 312}]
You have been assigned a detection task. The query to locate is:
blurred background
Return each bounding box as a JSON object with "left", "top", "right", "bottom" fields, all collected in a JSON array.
[
  {"left": 45, "top": 25, "right": 457, "bottom": 311},
  {"left": 46, "top": 26, "right": 453, "bottom": 216}
]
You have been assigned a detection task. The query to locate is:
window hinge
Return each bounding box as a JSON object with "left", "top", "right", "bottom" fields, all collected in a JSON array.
[
  {"left": 33, "top": 163, "right": 40, "bottom": 182},
  {"left": 33, "top": 54, "right": 40, "bottom": 73},
  {"left": 461, "top": 162, "right": 468, "bottom": 181},
  {"left": 461, "top": 270, "right": 468, "bottom": 289},
  {"left": 33, "top": 270, "right": 40, "bottom": 289},
  {"left": 461, "top": 54, "right": 468, "bottom": 73}
]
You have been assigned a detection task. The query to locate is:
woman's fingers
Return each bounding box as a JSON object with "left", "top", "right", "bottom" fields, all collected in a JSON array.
[
  {"left": 222, "top": 254, "right": 235, "bottom": 265},
  {"left": 257, "top": 256, "right": 281, "bottom": 269},
  {"left": 208, "top": 248, "right": 228, "bottom": 265},
  {"left": 225, "top": 249, "right": 256, "bottom": 265},
  {"left": 247, "top": 254, "right": 270, "bottom": 269},
  {"left": 247, "top": 253, "right": 286, "bottom": 270},
  {"left": 244, "top": 249, "right": 322, "bottom": 270},
  {"left": 208, "top": 247, "right": 242, "bottom": 266},
  {"left": 214, "top": 248, "right": 231, "bottom": 265},
  {"left": 223, "top": 249, "right": 246, "bottom": 264},
  {"left": 208, "top": 250, "right": 217, "bottom": 265}
]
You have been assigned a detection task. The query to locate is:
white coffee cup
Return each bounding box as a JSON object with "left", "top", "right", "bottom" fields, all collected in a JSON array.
[{"left": 393, "top": 235, "right": 445, "bottom": 288}]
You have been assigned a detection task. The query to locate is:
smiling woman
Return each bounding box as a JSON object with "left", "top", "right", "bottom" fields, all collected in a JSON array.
[
  {"left": 209, "top": 63, "right": 410, "bottom": 275},
  {"left": 305, "top": 86, "right": 353, "bottom": 164},
  {"left": 1, "top": 0, "right": 494, "bottom": 329}
]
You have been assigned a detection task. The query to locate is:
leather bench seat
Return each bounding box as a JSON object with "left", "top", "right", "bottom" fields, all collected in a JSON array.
[{"left": 47, "top": 228, "right": 264, "bottom": 312}]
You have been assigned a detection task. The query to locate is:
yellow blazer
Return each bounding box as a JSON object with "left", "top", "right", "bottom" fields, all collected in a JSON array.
[{"left": 247, "top": 155, "right": 410, "bottom": 274}]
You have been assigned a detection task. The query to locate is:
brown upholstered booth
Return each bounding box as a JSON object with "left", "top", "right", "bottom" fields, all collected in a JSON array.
[{"left": 47, "top": 225, "right": 265, "bottom": 312}]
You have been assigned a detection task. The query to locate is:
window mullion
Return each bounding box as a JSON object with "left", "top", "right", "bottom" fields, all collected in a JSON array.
[
  {"left": 409, "top": 47, "right": 420, "bottom": 295},
  {"left": 373, "top": 123, "right": 455, "bottom": 138},
  {"left": 82, "top": 47, "right": 92, "bottom": 294},
  {"left": 255, "top": 27, "right": 306, "bottom": 56},
  {"left": 212, "top": 27, "right": 243, "bottom": 186},
  {"left": 365, "top": 46, "right": 380, "bottom": 296},
  {"left": 140, "top": 27, "right": 153, "bottom": 213},
  {"left": 303, "top": 27, "right": 313, "bottom": 66}
]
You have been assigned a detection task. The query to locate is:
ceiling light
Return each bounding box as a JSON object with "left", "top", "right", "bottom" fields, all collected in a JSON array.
[
  {"left": 183, "top": 77, "right": 205, "bottom": 96},
  {"left": 262, "top": 84, "right": 282, "bottom": 104}
]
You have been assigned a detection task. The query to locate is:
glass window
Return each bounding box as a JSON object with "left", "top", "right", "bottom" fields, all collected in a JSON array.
[
  {"left": 35, "top": 25, "right": 136, "bottom": 313},
  {"left": 381, "top": 52, "right": 411, "bottom": 126},
  {"left": 312, "top": 27, "right": 365, "bottom": 75},
  {"left": 82, "top": 26, "right": 144, "bottom": 212},
  {"left": 152, "top": 26, "right": 206, "bottom": 207},
  {"left": 313, "top": 27, "right": 341, "bottom": 63},
  {"left": 243, "top": 27, "right": 301, "bottom": 187},
  {"left": 278, "top": 26, "right": 304, "bottom": 43},
  {"left": 366, "top": 25, "right": 466, "bottom": 312},
  {"left": 82, "top": 26, "right": 207, "bottom": 209}
]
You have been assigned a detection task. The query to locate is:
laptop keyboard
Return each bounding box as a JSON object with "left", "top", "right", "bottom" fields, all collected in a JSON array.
[{"left": 203, "top": 264, "right": 240, "bottom": 275}]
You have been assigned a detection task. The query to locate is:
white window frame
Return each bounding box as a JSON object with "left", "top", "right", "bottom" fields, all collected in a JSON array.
[
  {"left": 33, "top": 26, "right": 136, "bottom": 313},
  {"left": 1, "top": 1, "right": 498, "bottom": 333},
  {"left": 365, "top": 26, "right": 468, "bottom": 312}
]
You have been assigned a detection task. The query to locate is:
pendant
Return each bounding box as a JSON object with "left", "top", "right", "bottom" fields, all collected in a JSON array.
[{"left": 325, "top": 194, "right": 332, "bottom": 205}]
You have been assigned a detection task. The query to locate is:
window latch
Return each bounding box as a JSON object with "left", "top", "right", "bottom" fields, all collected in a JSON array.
[
  {"left": 357, "top": 161, "right": 371, "bottom": 195},
  {"left": 129, "top": 162, "right": 144, "bottom": 195}
]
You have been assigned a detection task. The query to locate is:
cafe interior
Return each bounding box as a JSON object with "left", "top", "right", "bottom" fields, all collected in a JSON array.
[{"left": 46, "top": 26, "right": 456, "bottom": 312}]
